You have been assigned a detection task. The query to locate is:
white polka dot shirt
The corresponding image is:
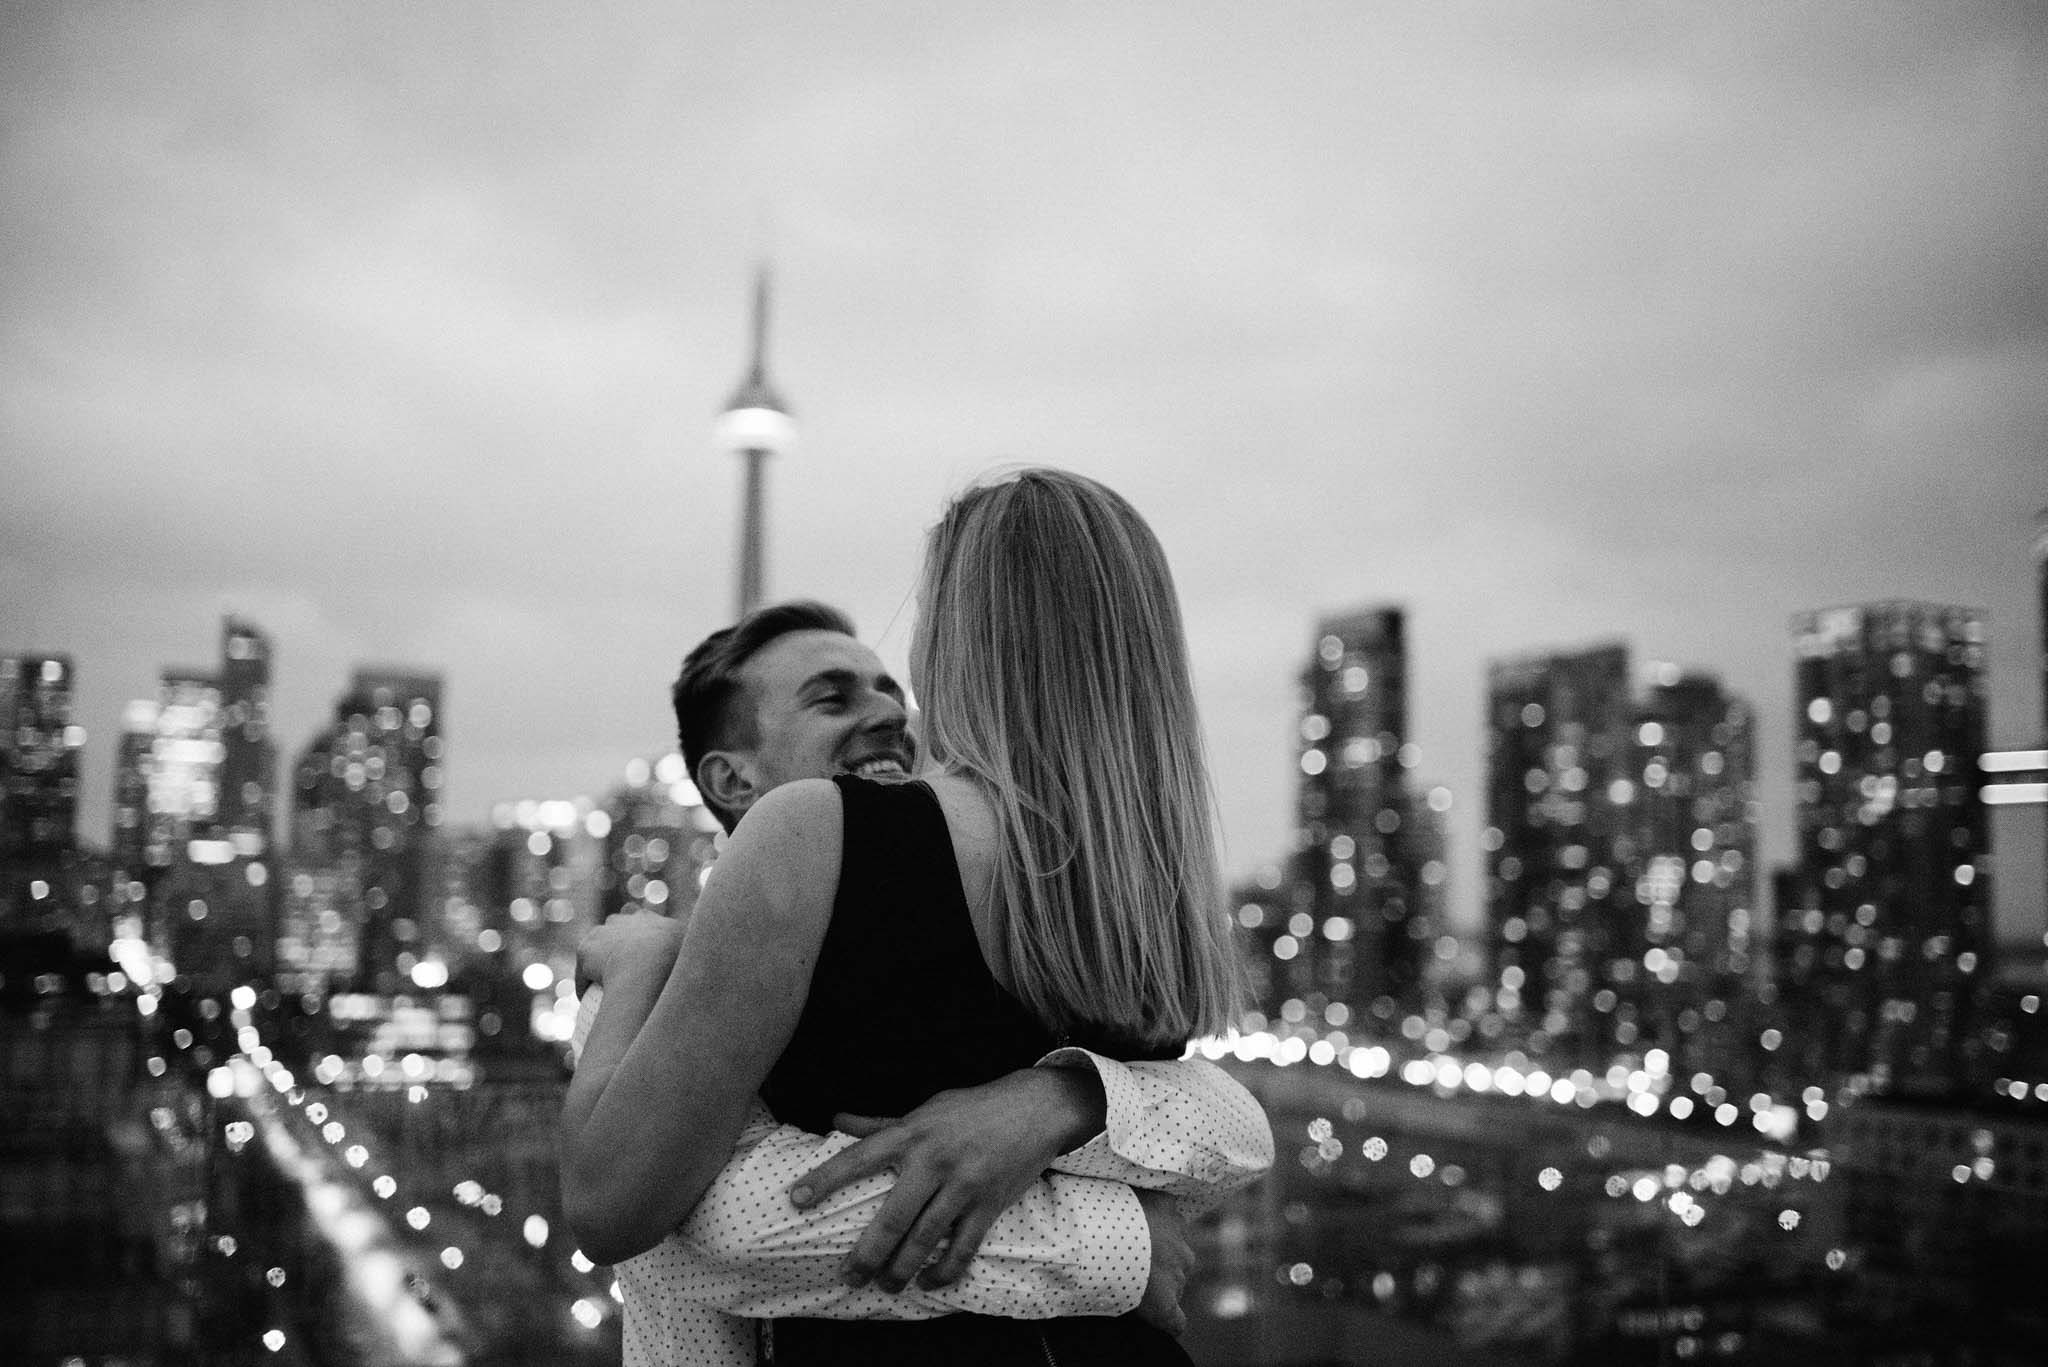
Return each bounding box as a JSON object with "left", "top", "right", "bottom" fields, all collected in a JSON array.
[{"left": 573, "top": 989, "right": 1273, "bottom": 1367}]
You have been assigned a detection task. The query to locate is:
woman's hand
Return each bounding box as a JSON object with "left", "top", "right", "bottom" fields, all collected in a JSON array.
[{"left": 574, "top": 909, "right": 685, "bottom": 997}]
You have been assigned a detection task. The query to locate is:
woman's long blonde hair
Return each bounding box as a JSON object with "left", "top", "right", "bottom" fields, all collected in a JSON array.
[{"left": 910, "top": 467, "right": 1241, "bottom": 1048}]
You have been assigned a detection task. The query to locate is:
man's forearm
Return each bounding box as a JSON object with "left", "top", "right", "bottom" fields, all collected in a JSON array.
[
  {"left": 571, "top": 991, "right": 1151, "bottom": 1322},
  {"left": 627, "top": 1117, "right": 1149, "bottom": 1321}
]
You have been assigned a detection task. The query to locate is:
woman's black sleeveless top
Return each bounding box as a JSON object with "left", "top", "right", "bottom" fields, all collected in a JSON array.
[{"left": 758, "top": 775, "right": 1193, "bottom": 1367}]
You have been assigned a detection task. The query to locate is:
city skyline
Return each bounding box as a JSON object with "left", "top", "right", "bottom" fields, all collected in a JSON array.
[{"left": 3, "top": 2, "right": 2045, "bottom": 943}]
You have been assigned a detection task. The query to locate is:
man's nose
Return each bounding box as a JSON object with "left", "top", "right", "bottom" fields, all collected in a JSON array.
[{"left": 858, "top": 688, "right": 908, "bottom": 730}]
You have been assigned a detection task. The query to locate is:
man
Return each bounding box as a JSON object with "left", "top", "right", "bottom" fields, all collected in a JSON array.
[{"left": 570, "top": 601, "right": 1271, "bottom": 1365}]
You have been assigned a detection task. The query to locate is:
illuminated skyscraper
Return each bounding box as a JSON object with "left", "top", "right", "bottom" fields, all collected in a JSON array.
[
  {"left": 1781, "top": 602, "right": 1990, "bottom": 1094},
  {"left": 482, "top": 799, "right": 602, "bottom": 991},
  {"left": 109, "top": 700, "right": 156, "bottom": 874},
  {"left": 1280, "top": 607, "right": 1428, "bottom": 1033},
  {"left": 1485, "top": 643, "right": 1632, "bottom": 1064},
  {"left": 716, "top": 265, "right": 795, "bottom": 618},
  {"left": 293, "top": 669, "right": 443, "bottom": 992},
  {"left": 215, "top": 618, "right": 276, "bottom": 849},
  {"left": 1, "top": 654, "right": 81, "bottom": 862},
  {"left": 273, "top": 855, "right": 359, "bottom": 996},
  {"left": 597, "top": 754, "right": 722, "bottom": 923},
  {"left": 2038, "top": 510, "right": 2047, "bottom": 746},
  {"left": 142, "top": 669, "right": 223, "bottom": 968},
  {"left": 2036, "top": 508, "right": 2047, "bottom": 877},
  {"left": 0, "top": 653, "right": 82, "bottom": 925},
  {"left": 1229, "top": 868, "right": 1294, "bottom": 1026},
  {"left": 1621, "top": 668, "right": 1759, "bottom": 1082},
  {"left": 145, "top": 672, "right": 222, "bottom": 867},
  {"left": 132, "top": 620, "right": 282, "bottom": 983}
]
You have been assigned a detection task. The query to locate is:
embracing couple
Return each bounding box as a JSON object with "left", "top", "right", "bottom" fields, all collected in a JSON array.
[{"left": 562, "top": 468, "right": 1274, "bottom": 1365}]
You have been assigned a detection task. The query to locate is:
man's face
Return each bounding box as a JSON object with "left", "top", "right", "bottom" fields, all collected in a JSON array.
[{"left": 724, "top": 630, "right": 914, "bottom": 809}]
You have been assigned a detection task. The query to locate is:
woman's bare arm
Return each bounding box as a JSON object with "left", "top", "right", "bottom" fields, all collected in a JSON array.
[{"left": 560, "top": 778, "right": 842, "bottom": 1264}]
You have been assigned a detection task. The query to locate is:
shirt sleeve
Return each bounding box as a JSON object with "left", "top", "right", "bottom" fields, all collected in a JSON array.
[
  {"left": 618, "top": 1107, "right": 1150, "bottom": 1322},
  {"left": 1035, "top": 1050, "right": 1275, "bottom": 1215}
]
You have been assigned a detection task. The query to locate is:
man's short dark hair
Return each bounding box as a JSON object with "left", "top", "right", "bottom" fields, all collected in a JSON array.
[{"left": 672, "top": 600, "right": 857, "bottom": 824}]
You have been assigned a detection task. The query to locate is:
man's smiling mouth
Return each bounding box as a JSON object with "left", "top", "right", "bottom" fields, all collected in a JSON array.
[{"left": 844, "top": 757, "right": 908, "bottom": 779}]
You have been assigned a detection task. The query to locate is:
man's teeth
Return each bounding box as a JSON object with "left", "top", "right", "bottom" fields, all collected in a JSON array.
[{"left": 852, "top": 759, "right": 905, "bottom": 777}]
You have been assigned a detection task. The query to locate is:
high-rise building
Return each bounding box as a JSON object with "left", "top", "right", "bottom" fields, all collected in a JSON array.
[
  {"left": 143, "top": 670, "right": 224, "bottom": 970},
  {"left": 1282, "top": 607, "right": 1429, "bottom": 1034},
  {"left": 145, "top": 672, "right": 223, "bottom": 869},
  {"left": 1621, "top": 668, "right": 1759, "bottom": 1083},
  {"left": 1, "top": 653, "right": 82, "bottom": 865},
  {"left": 195, "top": 619, "right": 279, "bottom": 979},
  {"left": 273, "top": 855, "right": 360, "bottom": 996},
  {"left": 135, "top": 620, "right": 282, "bottom": 985},
  {"left": 1484, "top": 643, "right": 1633, "bottom": 1065},
  {"left": 0, "top": 652, "right": 84, "bottom": 931},
  {"left": 1400, "top": 785, "right": 1459, "bottom": 1028},
  {"left": 109, "top": 700, "right": 156, "bottom": 875},
  {"left": 716, "top": 265, "right": 795, "bottom": 618},
  {"left": 1229, "top": 868, "right": 1294, "bottom": 1029},
  {"left": 215, "top": 618, "right": 276, "bottom": 849},
  {"left": 2035, "top": 508, "right": 2047, "bottom": 879},
  {"left": 597, "top": 754, "right": 722, "bottom": 923},
  {"left": 2037, "top": 510, "right": 2047, "bottom": 747},
  {"left": 292, "top": 669, "right": 443, "bottom": 992},
  {"left": 1782, "top": 602, "right": 1990, "bottom": 1095},
  {"left": 485, "top": 799, "right": 602, "bottom": 982}
]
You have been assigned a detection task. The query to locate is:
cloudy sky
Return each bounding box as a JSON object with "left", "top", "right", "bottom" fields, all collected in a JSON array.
[{"left": 5, "top": 2, "right": 2045, "bottom": 944}]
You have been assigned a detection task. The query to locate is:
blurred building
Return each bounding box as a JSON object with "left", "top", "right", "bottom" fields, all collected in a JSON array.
[
  {"left": 429, "top": 826, "right": 494, "bottom": 972},
  {"left": 146, "top": 669, "right": 249, "bottom": 983},
  {"left": 1484, "top": 643, "right": 1633, "bottom": 1066},
  {"left": 1779, "top": 602, "right": 1990, "bottom": 1096},
  {"left": 1230, "top": 866, "right": 1296, "bottom": 1029},
  {"left": 1278, "top": 607, "right": 1430, "bottom": 1036},
  {"left": 2035, "top": 508, "right": 2048, "bottom": 877},
  {"left": 273, "top": 855, "right": 362, "bottom": 996},
  {"left": 133, "top": 621, "right": 282, "bottom": 988},
  {"left": 1979, "top": 953, "right": 2048, "bottom": 1106},
  {"left": 1, "top": 652, "right": 82, "bottom": 869},
  {"left": 0, "top": 961, "right": 184, "bottom": 1361},
  {"left": 1400, "top": 785, "right": 1458, "bottom": 1022},
  {"left": 1619, "top": 668, "right": 1760, "bottom": 1086},
  {"left": 596, "top": 753, "right": 722, "bottom": 923},
  {"left": 1829, "top": 1095, "right": 2048, "bottom": 1353},
  {"left": 292, "top": 668, "right": 443, "bottom": 993},
  {"left": 1, "top": 653, "right": 87, "bottom": 938},
  {"left": 215, "top": 618, "right": 278, "bottom": 858},
  {"left": 483, "top": 798, "right": 603, "bottom": 992},
  {"left": 145, "top": 671, "right": 224, "bottom": 877},
  {"left": 110, "top": 699, "right": 155, "bottom": 874}
]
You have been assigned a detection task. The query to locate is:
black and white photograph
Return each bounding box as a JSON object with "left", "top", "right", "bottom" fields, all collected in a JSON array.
[{"left": 3, "top": 4, "right": 2044, "bottom": 1364}]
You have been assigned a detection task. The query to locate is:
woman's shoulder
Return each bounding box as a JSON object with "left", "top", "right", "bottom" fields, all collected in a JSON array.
[
  {"left": 914, "top": 772, "right": 996, "bottom": 847},
  {"left": 718, "top": 779, "right": 845, "bottom": 912},
  {"left": 918, "top": 772, "right": 1001, "bottom": 929},
  {"left": 747, "top": 775, "right": 843, "bottom": 822}
]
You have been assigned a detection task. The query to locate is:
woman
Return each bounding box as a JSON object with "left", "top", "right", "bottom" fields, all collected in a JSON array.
[{"left": 563, "top": 468, "right": 1242, "bottom": 1363}]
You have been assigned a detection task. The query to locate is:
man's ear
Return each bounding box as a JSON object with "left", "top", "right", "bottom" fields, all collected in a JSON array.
[{"left": 695, "top": 751, "right": 757, "bottom": 819}]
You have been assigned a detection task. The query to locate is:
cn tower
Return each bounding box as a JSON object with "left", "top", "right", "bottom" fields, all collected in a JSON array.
[{"left": 714, "top": 265, "right": 795, "bottom": 618}]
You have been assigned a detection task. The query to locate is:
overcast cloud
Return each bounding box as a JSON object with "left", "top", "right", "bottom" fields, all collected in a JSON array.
[{"left": 4, "top": 2, "right": 2044, "bottom": 941}]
